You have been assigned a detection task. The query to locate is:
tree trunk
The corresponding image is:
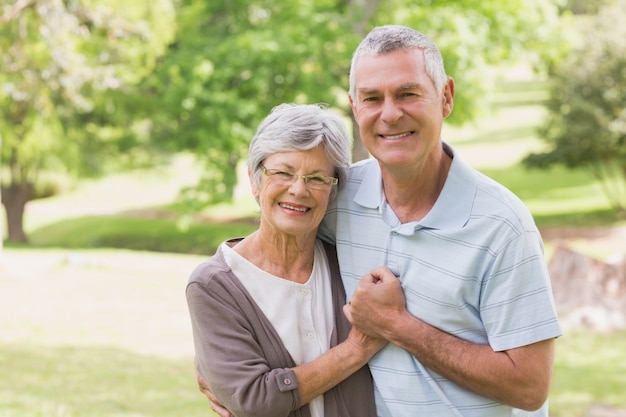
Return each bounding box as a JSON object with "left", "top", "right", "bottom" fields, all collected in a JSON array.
[
  {"left": 346, "top": 0, "right": 379, "bottom": 163},
  {"left": 351, "top": 116, "right": 369, "bottom": 162},
  {"left": 1, "top": 182, "right": 34, "bottom": 243}
]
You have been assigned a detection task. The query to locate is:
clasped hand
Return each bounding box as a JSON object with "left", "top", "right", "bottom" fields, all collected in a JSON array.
[{"left": 343, "top": 266, "right": 406, "bottom": 340}]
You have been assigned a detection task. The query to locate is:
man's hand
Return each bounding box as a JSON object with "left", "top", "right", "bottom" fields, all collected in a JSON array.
[
  {"left": 345, "top": 268, "right": 557, "bottom": 411},
  {"left": 197, "top": 371, "right": 232, "bottom": 417},
  {"left": 344, "top": 266, "right": 407, "bottom": 339}
]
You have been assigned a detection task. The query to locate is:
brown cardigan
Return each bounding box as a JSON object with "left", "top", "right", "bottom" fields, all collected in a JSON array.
[{"left": 186, "top": 238, "right": 377, "bottom": 417}]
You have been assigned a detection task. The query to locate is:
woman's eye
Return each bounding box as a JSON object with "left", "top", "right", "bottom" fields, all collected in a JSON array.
[
  {"left": 276, "top": 171, "right": 293, "bottom": 178},
  {"left": 309, "top": 176, "right": 327, "bottom": 184}
]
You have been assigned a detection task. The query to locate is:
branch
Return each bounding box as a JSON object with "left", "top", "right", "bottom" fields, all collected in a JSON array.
[{"left": 0, "top": 0, "right": 35, "bottom": 24}]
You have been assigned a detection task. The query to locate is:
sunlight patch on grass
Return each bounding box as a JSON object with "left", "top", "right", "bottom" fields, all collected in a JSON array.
[
  {"left": 24, "top": 153, "right": 203, "bottom": 232},
  {"left": 0, "top": 344, "right": 212, "bottom": 417},
  {"left": 26, "top": 215, "right": 258, "bottom": 255},
  {"left": 478, "top": 164, "right": 620, "bottom": 227},
  {"left": 550, "top": 331, "right": 626, "bottom": 416}
]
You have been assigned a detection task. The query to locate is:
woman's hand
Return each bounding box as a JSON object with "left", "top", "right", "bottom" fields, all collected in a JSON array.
[
  {"left": 197, "top": 371, "right": 232, "bottom": 417},
  {"left": 344, "top": 325, "right": 387, "bottom": 360}
]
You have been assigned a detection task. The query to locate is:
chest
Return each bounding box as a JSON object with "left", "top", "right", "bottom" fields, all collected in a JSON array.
[{"left": 335, "top": 211, "right": 500, "bottom": 335}]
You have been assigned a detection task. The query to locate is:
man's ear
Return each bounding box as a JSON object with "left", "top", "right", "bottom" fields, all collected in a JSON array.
[
  {"left": 442, "top": 77, "right": 455, "bottom": 118},
  {"left": 349, "top": 94, "right": 357, "bottom": 117}
]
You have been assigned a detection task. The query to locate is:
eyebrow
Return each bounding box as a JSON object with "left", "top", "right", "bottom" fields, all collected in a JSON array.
[
  {"left": 269, "top": 163, "right": 327, "bottom": 175},
  {"left": 397, "top": 82, "right": 422, "bottom": 91},
  {"left": 356, "top": 82, "right": 423, "bottom": 95}
]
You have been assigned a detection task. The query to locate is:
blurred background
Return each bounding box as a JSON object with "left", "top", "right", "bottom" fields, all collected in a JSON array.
[{"left": 1, "top": 0, "right": 625, "bottom": 416}]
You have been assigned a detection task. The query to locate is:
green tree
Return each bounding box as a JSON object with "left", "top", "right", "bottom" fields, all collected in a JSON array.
[
  {"left": 143, "top": 0, "right": 359, "bottom": 213},
  {"left": 523, "top": 5, "right": 626, "bottom": 214},
  {"left": 0, "top": 0, "right": 175, "bottom": 242},
  {"left": 146, "top": 0, "right": 564, "bottom": 214},
  {"left": 560, "top": 0, "right": 617, "bottom": 15}
]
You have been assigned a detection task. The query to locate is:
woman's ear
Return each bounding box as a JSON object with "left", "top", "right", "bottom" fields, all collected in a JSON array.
[{"left": 248, "top": 168, "right": 260, "bottom": 199}]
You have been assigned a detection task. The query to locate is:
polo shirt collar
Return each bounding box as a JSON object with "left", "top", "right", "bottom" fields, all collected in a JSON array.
[
  {"left": 354, "top": 159, "right": 384, "bottom": 209},
  {"left": 353, "top": 143, "right": 476, "bottom": 230}
]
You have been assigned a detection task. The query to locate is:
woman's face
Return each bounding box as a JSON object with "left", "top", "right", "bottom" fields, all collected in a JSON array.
[{"left": 252, "top": 145, "right": 335, "bottom": 241}]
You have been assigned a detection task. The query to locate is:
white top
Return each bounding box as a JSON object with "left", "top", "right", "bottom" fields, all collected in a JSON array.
[{"left": 222, "top": 239, "right": 333, "bottom": 417}]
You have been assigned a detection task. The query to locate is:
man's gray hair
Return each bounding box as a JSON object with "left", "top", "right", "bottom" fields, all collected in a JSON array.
[
  {"left": 247, "top": 103, "right": 351, "bottom": 200},
  {"left": 349, "top": 25, "right": 448, "bottom": 99}
]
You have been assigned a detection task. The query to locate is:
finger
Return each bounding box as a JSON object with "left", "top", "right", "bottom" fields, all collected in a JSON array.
[
  {"left": 204, "top": 388, "right": 220, "bottom": 404},
  {"left": 369, "top": 266, "right": 399, "bottom": 284},
  {"left": 359, "top": 272, "right": 378, "bottom": 285},
  {"left": 210, "top": 401, "right": 233, "bottom": 417},
  {"left": 342, "top": 303, "right": 354, "bottom": 323},
  {"left": 196, "top": 371, "right": 208, "bottom": 389}
]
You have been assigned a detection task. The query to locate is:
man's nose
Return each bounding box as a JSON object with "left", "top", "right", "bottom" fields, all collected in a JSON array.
[{"left": 381, "top": 98, "right": 403, "bottom": 125}]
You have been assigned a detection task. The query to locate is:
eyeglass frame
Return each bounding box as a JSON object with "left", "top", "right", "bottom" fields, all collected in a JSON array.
[{"left": 260, "top": 164, "right": 338, "bottom": 190}]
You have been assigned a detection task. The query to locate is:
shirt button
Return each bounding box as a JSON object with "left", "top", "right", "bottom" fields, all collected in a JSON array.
[
  {"left": 306, "top": 332, "right": 314, "bottom": 339},
  {"left": 300, "top": 288, "right": 309, "bottom": 296},
  {"left": 284, "top": 378, "right": 291, "bottom": 385}
]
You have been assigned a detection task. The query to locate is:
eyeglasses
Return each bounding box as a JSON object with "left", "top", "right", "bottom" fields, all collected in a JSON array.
[{"left": 261, "top": 165, "right": 338, "bottom": 190}]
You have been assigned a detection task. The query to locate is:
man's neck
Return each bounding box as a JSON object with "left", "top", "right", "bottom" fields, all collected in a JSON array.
[{"left": 380, "top": 148, "right": 452, "bottom": 223}]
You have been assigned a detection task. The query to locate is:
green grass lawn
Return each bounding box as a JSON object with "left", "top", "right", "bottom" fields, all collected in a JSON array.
[
  {"left": 1, "top": 298, "right": 624, "bottom": 417},
  {"left": 0, "top": 344, "right": 209, "bottom": 417},
  {"left": 0, "top": 248, "right": 219, "bottom": 417},
  {"left": 551, "top": 331, "right": 626, "bottom": 416},
  {"left": 25, "top": 214, "right": 259, "bottom": 255}
]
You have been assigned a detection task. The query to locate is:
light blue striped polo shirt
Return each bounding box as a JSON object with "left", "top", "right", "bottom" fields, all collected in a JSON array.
[{"left": 319, "top": 143, "right": 562, "bottom": 417}]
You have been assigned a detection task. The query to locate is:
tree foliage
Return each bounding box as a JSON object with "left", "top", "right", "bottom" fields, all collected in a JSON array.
[
  {"left": 1, "top": 0, "right": 566, "bottom": 244},
  {"left": 143, "top": 0, "right": 359, "bottom": 212},
  {"left": 384, "top": 0, "right": 566, "bottom": 123},
  {"left": 145, "top": 0, "right": 564, "bottom": 213},
  {"left": 0, "top": 0, "right": 175, "bottom": 242},
  {"left": 523, "top": 6, "right": 626, "bottom": 213}
]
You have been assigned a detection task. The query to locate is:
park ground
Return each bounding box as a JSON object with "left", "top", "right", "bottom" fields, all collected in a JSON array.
[
  {"left": 2, "top": 145, "right": 626, "bottom": 416},
  {"left": 2, "top": 76, "right": 626, "bottom": 414}
]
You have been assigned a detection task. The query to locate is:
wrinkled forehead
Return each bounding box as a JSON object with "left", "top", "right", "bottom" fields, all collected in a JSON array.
[{"left": 353, "top": 49, "right": 432, "bottom": 90}]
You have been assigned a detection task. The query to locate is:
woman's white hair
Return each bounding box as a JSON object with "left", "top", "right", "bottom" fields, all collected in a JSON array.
[{"left": 247, "top": 103, "right": 351, "bottom": 201}]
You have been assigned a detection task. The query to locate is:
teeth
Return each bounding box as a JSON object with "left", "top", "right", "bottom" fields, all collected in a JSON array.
[
  {"left": 279, "top": 203, "right": 308, "bottom": 212},
  {"left": 384, "top": 132, "right": 410, "bottom": 139}
]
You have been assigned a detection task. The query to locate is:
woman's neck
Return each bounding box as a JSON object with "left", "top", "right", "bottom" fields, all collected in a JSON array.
[{"left": 234, "top": 230, "right": 316, "bottom": 283}]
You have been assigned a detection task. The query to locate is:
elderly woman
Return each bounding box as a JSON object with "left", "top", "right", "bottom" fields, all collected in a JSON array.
[{"left": 186, "top": 103, "right": 383, "bottom": 417}]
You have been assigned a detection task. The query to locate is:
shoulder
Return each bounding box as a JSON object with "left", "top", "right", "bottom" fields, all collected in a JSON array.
[
  {"left": 188, "top": 250, "right": 230, "bottom": 287},
  {"left": 447, "top": 154, "right": 540, "bottom": 249},
  {"left": 473, "top": 169, "right": 536, "bottom": 230},
  {"left": 186, "top": 242, "right": 246, "bottom": 304},
  {"left": 348, "top": 157, "right": 377, "bottom": 179},
  {"left": 447, "top": 143, "right": 532, "bottom": 225},
  {"left": 188, "top": 238, "right": 244, "bottom": 286}
]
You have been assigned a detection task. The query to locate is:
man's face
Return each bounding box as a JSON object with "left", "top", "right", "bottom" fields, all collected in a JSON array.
[{"left": 350, "top": 48, "right": 453, "bottom": 170}]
